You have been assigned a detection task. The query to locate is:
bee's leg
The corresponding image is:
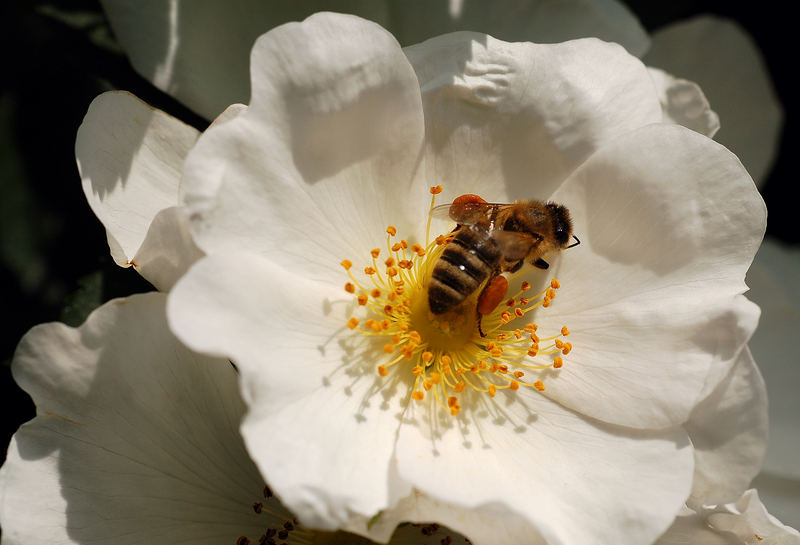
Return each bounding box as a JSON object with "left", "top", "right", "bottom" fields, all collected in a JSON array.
[
  {"left": 509, "top": 259, "right": 524, "bottom": 273},
  {"left": 533, "top": 258, "right": 549, "bottom": 270},
  {"left": 477, "top": 275, "right": 509, "bottom": 337}
]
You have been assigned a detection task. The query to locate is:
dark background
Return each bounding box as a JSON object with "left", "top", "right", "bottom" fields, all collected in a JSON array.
[{"left": 1, "top": 0, "right": 796, "bottom": 509}]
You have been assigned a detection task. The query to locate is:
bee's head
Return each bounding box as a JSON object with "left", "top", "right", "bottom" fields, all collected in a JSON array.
[{"left": 546, "top": 203, "right": 573, "bottom": 247}]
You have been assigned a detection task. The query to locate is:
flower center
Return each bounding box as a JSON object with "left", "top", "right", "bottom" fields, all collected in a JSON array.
[{"left": 341, "top": 186, "right": 573, "bottom": 416}]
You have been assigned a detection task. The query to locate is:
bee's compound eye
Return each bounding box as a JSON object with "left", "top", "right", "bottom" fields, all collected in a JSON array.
[{"left": 504, "top": 217, "right": 521, "bottom": 231}]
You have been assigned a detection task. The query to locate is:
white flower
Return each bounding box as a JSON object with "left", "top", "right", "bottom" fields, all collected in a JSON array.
[
  {"left": 99, "top": 0, "right": 649, "bottom": 120},
  {"left": 0, "top": 294, "right": 470, "bottom": 545},
  {"left": 658, "top": 490, "right": 800, "bottom": 545},
  {"left": 156, "top": 13, "right": 766, "bottom": 545}
]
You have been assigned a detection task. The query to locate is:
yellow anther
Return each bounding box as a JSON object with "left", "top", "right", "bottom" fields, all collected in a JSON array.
[
  {"left": 490, "top": 347, "right": 503, "bottom": 358},
  {"left": 421, "top": 351, "right": 433, "bottom": 363},
  {"left": 371, "top": 288, "right": 381, "bottom": 298},
  {"left": 530, "top": 333, "right": 540, "bottom": 343},
  {"left": 430, "top": 185, "right": 443, "bottom": 194},
  {"left": 340, "top": 259, "right": 353, "bottom": 270},
  {"left": 399, "top": 259, "right": 413, "bottom": 269},
  {"left": 377, "top": 365, "right": 388, "bottom": 376},
  {"left": 409, "top": 331, "right": 422, "bottom": 343},
  {"left": 542, "top": 297, "right": 551, "bottom": 308},
  {"left": 469, "top": 364, "right": 479, "bottom": 373},
  {"left": 415, "top": 247, "right": 426, "bottom": 256},
  {"left": 372, "top": 321, "right": 383, "bottom": 333},
  {"left": 521, "top": 281, "right": 531, "bottom": 291},
  {"left": 553, "top": 356, "right": 563, "bottom": 368},
  {"left": 479, "top": 360, "right": 488, "bottom": 370},
  {"left": 412, "top": 366, "right": 424, "bottom": 375},
  {"left": 398, "top": 323, "right": 409, "bottom": 331},
  {"left": 519, "top": 297, "right": 530, "bottom": 305},
  {"left": 430, "top": 372, "right": 441, "bottom": 384},
  {"left": 554, "top": 339, "right": 564, "bottom": 349},
  {"left": 370, "top": 248, "right": 381, "bottom": 258},
  {"left": 551, "top": 278, "right": 560, "bottom": 289},
  {"left": 561, "top": 326, "right": 570, "bottom": 336},
  {"left": 514, "top": 371, "right": 524, "bottom": 378},
  {"left": 357, "top": 294, "right": 368, "bottom": 305},
  {"left": 391, "top": 334, "right": 402, "bottom": 344},
  {"left": 411, "top": 243, "right": 423, "bottom": 253},
  {"left": 388, "top": 292, "right": 397, "bottom": 302},
  {"left": 534, "top": 380, "right": 545, "bottom": 391},
  {"left": 347, "top": 318, "right": 359, "bottom": 330},
  {"left": 488, "top": 385, "right": 497, "bottom": 397},
  {"left": 412, "top": 391, "right": 424, "bottom": 401},
  {"left": 496, "top": 333, "right": 508, "bottom": 341},
  {"left": 546, "top": 288, "right": 556, "bottom": 299},
  {"left": 562, "top": 342, "right": 572, "bottom": 355},
  {"left": 450, "top": 406, "right": 460, "bottom": 416},
  {"left": 364, "top": 266, "right": 376, "bottom": 275},
  {"left": 391, "top": 242, "right": 403, "bottom": 252},
  {"left": 486, "top": 341, "right": 496, "bottom": 351},
  {"left": 505, "top": 298, "right": 515, "bottom": 307},
  {"left": 381, "top": 319, "right": 390, "bottom": 330},
  {"left": 386, "top": 266, "right": 398, "bottom": 277},
  {"left": 423, "top": 381, "right": 433, "bottom": 391},
  {"left": 524, "top": 323, "right": 538, "bottom": 333},
  {"left": 401, "top": 240, "right": 409, "bottom": 249},
  {"left": 514, "top": 308, "right": 524, "bottom": 318},
  {"left": 454, "top": 381, "right": 466, "bottom": 393},
  {"left": 500, "top": 311, "right": 512, "bottom": 323},
  {"left": 387, "top": 225, "right": 397, "bottom": 236},
  {"left": 509, "top": 381, "right": 520, "bottom": 391},
  {"left": 514, "top": 329, "right": 523, "bottom": 339},
  {"left": 344, "top": 282, "right": 355, "bottom": 293},
  {"left": 383, "top": 344, "right": 394, "bottom": 354},
  {"left": 441, "top": 355, "right": 452, "bottom": 366},
  {"left": 435, "top": 235, "right": 447, "bottom": 245},
  {"left": 447, "top": 396, "right": 458, "bottom": 408},
  {"left": 385, "top": 256, "right": 396, "bottom": 267},
  {"left": 527, "top": 346, "right": 538, "bottom": 357}
]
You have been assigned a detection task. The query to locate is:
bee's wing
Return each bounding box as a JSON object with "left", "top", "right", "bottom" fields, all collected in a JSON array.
[
  {"left": 488, "top": 228, "right": 541, "bottom": 262},
  {"left": 430, "top": 202, "right": 511, "bottom": 225}
]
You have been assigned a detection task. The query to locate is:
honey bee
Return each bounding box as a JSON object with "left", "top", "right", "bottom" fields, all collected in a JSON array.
[{"left": 428, "top": 194, "right": 579, "bottom": 335}]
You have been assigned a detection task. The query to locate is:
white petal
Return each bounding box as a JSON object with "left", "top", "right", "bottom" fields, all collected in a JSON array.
[
  {"left": 648, "top": 66, "right": 720, "bottom": 138},
  {"left": 181, "top": 13, "right": 427, "bottom": 281},
  {"left": 404, "top": 34, "right": 662, "bottom": 201},
  {"left": 101, "top": 1, "right": 647, "bottom": 119},
  {"left": 707, "top": 490, "right": 800, "bottom": 545},
  {"left": 131, "top": 206, "right": 204, "bottom": 290},
  {"left": 0, "top": 293, "right": 267, "bottom": 544},
  {"left": 537, "top": 123, "right": 764, "bottom": 428},
  {"left": 76, "top": 91, "right": 198, "bottom": 269},
  {"left": 687, "top": 347, "right": 768, "bottom": 508},
  {"left": 168, "top": 252, "right": 412, "bottom": 530},
  {"left": 644, "top": 16, "right": 783, "bottom": 187},
  {"left": 657, "top": 505, "right": 744, "bottom": 545},
  {"left": 746, "top": 238, "right": 800, "bottom": 479},
  {"left": 395, "top": 389, "right": 693, "bottom": 545}
]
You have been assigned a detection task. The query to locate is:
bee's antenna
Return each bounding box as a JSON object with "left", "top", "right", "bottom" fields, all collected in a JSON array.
[{"left": 567, "top": 235, "right": 581, "bottom": 249}]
